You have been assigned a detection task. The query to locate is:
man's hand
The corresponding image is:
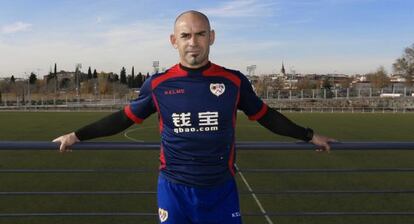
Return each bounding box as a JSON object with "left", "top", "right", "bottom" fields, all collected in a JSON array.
[
  {"left": 310, "top": 133, "right": 336, "bottom": 153},
  {"left": 52, "top": 132, "right": 80, "bottom": 153}
]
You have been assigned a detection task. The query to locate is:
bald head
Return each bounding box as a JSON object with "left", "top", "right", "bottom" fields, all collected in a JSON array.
[{"left": 174, "top": 10, "right": 211, "bottom": 31}]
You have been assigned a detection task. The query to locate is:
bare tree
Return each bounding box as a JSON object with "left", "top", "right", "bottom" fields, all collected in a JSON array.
[
  {"left": 296, "top": 76, "right": 315, "bottom": 90},
  {"left": 366, "top": 66, "right": 390, "bottom": 89},
  {"left": 253, "top": 77, "right": 271, "bottom": 97},
  {"left": 393, "top": 44, "right": 414, "bottom": 86}
]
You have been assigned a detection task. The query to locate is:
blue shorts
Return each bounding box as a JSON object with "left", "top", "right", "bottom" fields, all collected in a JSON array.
[{"left": 157, "top": 174, "right": 242, "bottom": 224}]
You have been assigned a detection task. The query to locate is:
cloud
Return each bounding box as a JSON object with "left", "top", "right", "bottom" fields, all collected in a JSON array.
[
  {"left": 1, "top": 22, "right": 32, "bottom": 34},
  {"left": 200, "top": 0, "right": 278, "bottom": 17},
  {"left": 0, "top": 20, "right": 178, "bottom": 77},
  {"left": 96, "top": 17, "right": 103, "bottom": 24},
  {"left": 97, "top": 20, "right": 172, "bottom": 50}
]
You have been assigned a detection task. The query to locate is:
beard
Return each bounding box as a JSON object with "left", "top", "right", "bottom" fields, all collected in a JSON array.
[
  {"left": 185, "top": 50, "right": 208, "bottom": 66},
  {"left": 187, "top": 54, "right": 200, "bottom": 65},
  {"left": 179, "top": 47, "right": 210, "bottom": 67}
]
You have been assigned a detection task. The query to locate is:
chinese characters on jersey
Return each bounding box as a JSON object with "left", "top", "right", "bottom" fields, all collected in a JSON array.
[{"left": 172, "top": 111, "right": 219, "bottom": 133}]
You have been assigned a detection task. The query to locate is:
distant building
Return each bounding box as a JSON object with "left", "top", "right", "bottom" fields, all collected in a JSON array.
[{"left": 390, "top": 74, "right": 406, "bottom": 83}]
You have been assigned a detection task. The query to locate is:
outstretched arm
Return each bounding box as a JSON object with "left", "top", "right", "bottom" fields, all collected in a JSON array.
[
  {"left": 53, "top": 109, "right": 134, "bottom": 152},
  {"left": 257, "top": 107, "right": 335, "bottom": 152}
]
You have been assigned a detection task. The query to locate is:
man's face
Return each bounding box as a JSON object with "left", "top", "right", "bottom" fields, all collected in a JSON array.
[{"left": 170, "top": 14, "right": 215, "bottom": 68}]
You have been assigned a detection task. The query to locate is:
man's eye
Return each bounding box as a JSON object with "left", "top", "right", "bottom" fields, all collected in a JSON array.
[{"left": 181, "top": 34, "right": 190, "bottom": 38}]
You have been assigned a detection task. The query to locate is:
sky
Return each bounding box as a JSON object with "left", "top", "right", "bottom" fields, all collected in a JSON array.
[{"left": 0, "top": 0, "right": 413, "bottom": 78}]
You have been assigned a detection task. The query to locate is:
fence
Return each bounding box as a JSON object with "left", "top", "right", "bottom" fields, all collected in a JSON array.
[
  {"left": 262, "top": 87, "right": 414, "bottom": 100},
  {"left": 0, "top": 141, "right": 414, "bottom": 222}
]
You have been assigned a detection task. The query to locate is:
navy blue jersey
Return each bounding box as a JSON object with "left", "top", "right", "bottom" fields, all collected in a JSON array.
[{"left": 124, "top": 62, "right": 267, "bottom": 187}]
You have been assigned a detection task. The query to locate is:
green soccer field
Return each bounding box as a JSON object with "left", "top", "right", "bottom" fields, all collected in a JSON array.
[{"left": 0, "top": 111, "right": 414, "bottom": 224}]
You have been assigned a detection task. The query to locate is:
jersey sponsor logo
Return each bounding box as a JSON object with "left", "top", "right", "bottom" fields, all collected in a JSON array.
[
  {"left": 158, "top": 208, "right": 169, "bottom": 222},
  {"left": 164, "top": 88, "right": 185, "bottom": 95},
  {"left": 231, "top": 211, "right": 241, "bottom": 218},
  {"left": 172, "top": 111, "right": 219, "bottom": 133},
  {"left": 210, "top": 83, "right": 225, "bottom": 96}
]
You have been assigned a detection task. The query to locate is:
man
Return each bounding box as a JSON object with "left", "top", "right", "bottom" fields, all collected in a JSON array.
[{"left": 54, "top": 10, "right": 334, "bottom": 224}]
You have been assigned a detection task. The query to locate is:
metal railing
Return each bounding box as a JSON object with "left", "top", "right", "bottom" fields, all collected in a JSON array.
[
  {"left": 2, "top": 141, "right": 414, "bottom": 150},
  {"left": 0, "top": 141, "right": 414, "bottom": 219}
]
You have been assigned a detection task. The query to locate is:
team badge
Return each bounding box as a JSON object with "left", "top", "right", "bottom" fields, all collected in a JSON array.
[
  {"left": 210, "top": 83, "right": 225, "bottom": 96},
  {"left": 158, "top": 208, "right": 168, "bottom": 222}
]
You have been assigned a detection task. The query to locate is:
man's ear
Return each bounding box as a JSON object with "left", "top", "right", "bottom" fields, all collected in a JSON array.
[
  {"left": 209, "top": 30, "right": 215, "bottom": 46},
  {"left": 170, "top": 34, "right": 178, "bottom": 49}
]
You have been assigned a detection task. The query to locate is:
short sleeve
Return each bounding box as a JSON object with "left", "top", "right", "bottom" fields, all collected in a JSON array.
[
  {"left": 124, "top": 78, "right": 156, "bottom": 123},
  {"left": 237, "top": 73, "right": 268, "bottom": 120}
]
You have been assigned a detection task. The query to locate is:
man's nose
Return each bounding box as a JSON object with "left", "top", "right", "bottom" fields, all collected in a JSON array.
[{"left": 189, "top": 36, "right": 197, "bottom": 46}]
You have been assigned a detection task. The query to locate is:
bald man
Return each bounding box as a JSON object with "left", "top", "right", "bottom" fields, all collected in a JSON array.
[{"left": 54, "top": 10, "right": 334, "bottom": 224}]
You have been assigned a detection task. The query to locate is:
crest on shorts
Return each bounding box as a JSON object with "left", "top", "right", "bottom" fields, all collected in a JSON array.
[
  {"left": 210, "top": 83, "right": 225, "bottom": 97},
  {"left": 159, "top": 208, "right": 168, "bottom": 222}
]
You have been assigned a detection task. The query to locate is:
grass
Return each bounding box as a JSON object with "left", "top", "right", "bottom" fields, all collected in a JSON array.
[{"left": 0, "top": 112, "right": 414, "bottom": 223}]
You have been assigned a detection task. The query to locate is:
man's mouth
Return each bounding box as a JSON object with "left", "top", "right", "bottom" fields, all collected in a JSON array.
[{"left": 186, "top": 49, "right": 200, "bottom": 54}]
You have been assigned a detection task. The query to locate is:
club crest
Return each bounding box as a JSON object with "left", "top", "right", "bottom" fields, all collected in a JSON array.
[
  {"left": 159, "top": 208, "right": 168, "bottom": 222},
  {"left": 210, "top": 83, "right": 225, "bottom": 96}
]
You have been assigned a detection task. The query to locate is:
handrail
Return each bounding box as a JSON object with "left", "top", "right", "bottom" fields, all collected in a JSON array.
[
  {"left": 1, "top": 141, "right": 414, "bottom": 150},
  {"left": 1, "top": 141, "right": 413, "bottom": 219}
]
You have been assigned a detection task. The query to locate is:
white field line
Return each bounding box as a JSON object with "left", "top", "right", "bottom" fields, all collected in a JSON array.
[
  {"left": 235, "top": 164, "right": 274, "bottom": 224},
  {"left": 123, "top": 126, "right": 158, "bottom": 142}
]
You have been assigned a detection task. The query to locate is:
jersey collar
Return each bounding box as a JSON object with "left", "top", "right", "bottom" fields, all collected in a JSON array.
[{"left": 179, "top": 61, "right": 212, "bottom": 73}]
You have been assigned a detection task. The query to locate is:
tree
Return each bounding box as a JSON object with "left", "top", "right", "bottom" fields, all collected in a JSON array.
[
  {"left": 54, "top": 63, "right": 58, "bottom": 92},
  {"left": 136, "top": 72, "right": 143, "bottom": 88},
  {"left": 120, "top": 67, "right": 127, "bottom": 84},
  {"left": 339, "top": 77, "right": 352, "bottom": 89},
  {"left": 107, "top": 74, "right": 113, "bottom": 82},
  {"left": 252, "top": 76, "right": 271, "bottom": 97},
  {"left": 296, "top": 77, "right": 315, "bottom": 90},
  {"left": 93, "top": 69, "right": 98, "bottom": 79},
  {"left": 321, "top": 77, "right": 334, "bottom": 98},
  {"left": 75, "top": 66, "right": 81, "bottom": 91},
  {"left": 366, "top": 66, "right": 390, "bottom": 89},
  {"left": 130, "top": 66, "right": 136, "bottom": 88},
  {"left": 113, "top": 74, "right": 119, "bottom": 82},
  {"left": 393, "top": 43, "right": 414, "bottom": 86},
  {"left": 0, "top": 79, "right": 9, "bottom": 94},
  {"left": 99, "top": 78, "right": 112, "bottom": 95},
  {"left": 10, "top": 75, "right": 15, "bottom": 83},
  {"left": 29, "top": 72, "right": 37, "bottom": 85},
  {"left": 127, "top": 75, "right": 133, "bottom": 88},
  {"left": 87, "top": 67, "right": 92, "bottom": 80}
]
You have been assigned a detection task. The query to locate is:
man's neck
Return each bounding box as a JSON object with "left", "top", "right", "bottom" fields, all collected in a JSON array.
[
  {"left": 179, "top": 60, "right": 210, "bottom": 69},
  {"left": 179, "top": 61, "right": 211, "bottom": 72}
]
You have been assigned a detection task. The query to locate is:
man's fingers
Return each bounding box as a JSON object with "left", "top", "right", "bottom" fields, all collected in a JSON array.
[
  {"left": 59, "top": 143, "right": 66, "bottom": 152},
  {"left": 324, "top": 143, "right": 331, "bottom": 152},
  {"left": 311, "top": 133, "right": 334, "bottom": 153},
  {"left": 315, "top": 146, "right": 329, "bottom": 152},
  {"left": 52, "top": 137, "right": 65, "bottom": 152},
  {"left": 315, "top": 142, "right": 331, "bottom": 153},
  {"left": 52, "top": 135, "right": 74, "bottom": 153},
  {"left": 52, "top": 137, "right": 61, "bottom": 143},
  {"left": 328, "top": 138, "right": 338, "bottom": 143}
]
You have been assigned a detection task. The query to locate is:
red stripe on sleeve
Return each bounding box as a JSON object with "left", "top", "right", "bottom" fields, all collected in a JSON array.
[
  {"left": 248, "top": 103, "right": 268, "bottom": 121},
  {"left": 124, "top": 105, "right": 144, "bottom": 124}
]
